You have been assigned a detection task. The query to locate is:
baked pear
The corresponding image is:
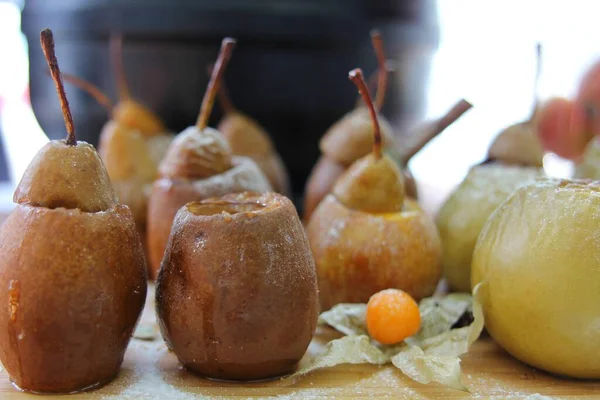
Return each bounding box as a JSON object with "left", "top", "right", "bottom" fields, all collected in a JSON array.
[
  {"left": 146, "top": 38, "right": 271, "bottom": 279},
  {"left": 156, "top": 192, "right": 318, "bottom": 380},
  {"left": 307, "top": 68, "right": 442, "bottom": 311},
  {"left": 472, "top": 179, "right": 600, "bottom": 379},
  {"left": 303, "top": 31, "right": 471, "bottom": 220},
  {"left": 0, "top": 30, "right": 146, "bottom": 394}
]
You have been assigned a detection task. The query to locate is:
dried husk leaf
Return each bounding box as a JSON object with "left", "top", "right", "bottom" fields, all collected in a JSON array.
[
  {"left": 293, "top": 285, "right": 486, "bottom": 391},
  {"left": 318, "top": 304, "right": 367, "bottom": 336}
]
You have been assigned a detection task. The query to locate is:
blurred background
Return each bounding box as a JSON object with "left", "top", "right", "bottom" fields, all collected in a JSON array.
[{"left": 0, "top": 0, "right": 597, "bottom": 212}]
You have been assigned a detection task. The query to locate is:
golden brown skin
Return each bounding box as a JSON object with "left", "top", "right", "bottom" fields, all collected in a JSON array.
[
  {"left": 219, "top": 111, "right": 291, "bottom": 195},
  {"left": 472, "top": 179, "right": 600, "bottom": 379},
  {"left": 303, "top": 156, "right": 417, "bottom": 222},
  {"left": 333, "top": 153, "right": 404, "bottom": 213},
  {"left": 112, "top": 99, "right": 166, "bottom": 137},
  {"left": 15, "top": 141, "right": 117, "bottom": 212},
  {"left": 98, "top": 120, "right": 173, "bottom": 247},
  {"left": 156, "top": 192, "right": 319, "bottom": 381},
  {"left": 307, "top": 195, "right": 442, "bottom": 311},
  {"left": 0, "top": 205, "right": 146, "bottom": 393},
  {"left": 146, "top": 157, "right": 272, "bottom": 279}
]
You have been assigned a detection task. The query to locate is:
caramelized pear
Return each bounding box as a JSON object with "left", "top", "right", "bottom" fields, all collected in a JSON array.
[
  {"left": 303, "top": 31, "right": 471, "bottom": 221},
  {"left": 472, "top": 179, "right": 600, "bottom": 378},
  {"left": 0, "top": 29, "right": 146, "bottom": 394},
  {"left": 146, "top": 38, "right": 271, "bottom": 279},
  {"left": 487, "top": 44, "right": 545, "bottom": 166},
  {"left": 156, "top": 192, "right": 319, "bottom": 380},
  {"left": 214, "top": 74, "right": 291, "bottom": 195},
  {"left": 307, "top": 68, "right": 442, "bottom": 310}
]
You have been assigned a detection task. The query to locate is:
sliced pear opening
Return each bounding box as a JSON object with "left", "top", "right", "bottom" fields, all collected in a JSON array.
[{"left": 187, "top": 201, "right": 266, "bottom": 216}]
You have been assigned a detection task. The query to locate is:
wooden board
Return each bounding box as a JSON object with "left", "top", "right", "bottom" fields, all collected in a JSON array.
[{"left": 1, "top": 285, "right": 599, "bottom": 400}]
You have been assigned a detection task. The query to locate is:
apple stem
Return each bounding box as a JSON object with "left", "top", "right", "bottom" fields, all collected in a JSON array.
[
  {"left": 196, "top": 38, "right": 236, "bottom": 129},
  {"left": 529, "top": 43, "right": 542, "bottom": 122},
  {"left": 206, "top": 64, "right": 235, "bottom": 114},
  {"left": 349, "top": 68, "right": 382, "bottom": 159},
  {"left": 401, "top": 99, "right": 472, "bottom": 164},
  {"left": 61, "top": 73, "right": 114, "bottom": 116},
  {"left": 111, "top": 34, "right": 131, "bottom": 101},
  {"left": 40, "top": 29, "right": 76, "bottom": 146},
  {"left": 371, "top": 30, "right": 388, "bottom": 111}
]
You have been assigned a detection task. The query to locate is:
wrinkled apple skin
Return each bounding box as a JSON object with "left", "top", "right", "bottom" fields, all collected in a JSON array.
[
  {"left": 307, "top": 195, "right": 441, "bottom": 311},
  {"left": 472, "top": 179, "right": 600, "bottom": 379},
  {"left": 436, "top": 164, "right": 542, "bottom": 292}
]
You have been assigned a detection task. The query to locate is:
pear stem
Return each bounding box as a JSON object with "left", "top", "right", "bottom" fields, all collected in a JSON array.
[
  {"left": 40, "top": 29, "right": 76, "bottom": 146},
  {"left": 196, "top": 38, "right": 236, "bottom": 129},
  {"left": 371, "top": 30, "right": 388, "bottom": 111},
  {"left": 355, "top": 60, "right": 396, "bottom": 109},
  {"left": 529, "top": 42, "right": 542, "bottom": 122},
  {"left": 111, "top": 34, "right": 131, "bottom": 100},
  {"left": 61, "top": 73, "right": 114, "bottom": 116},
  {"left": 401, "top": 99, "right": 472, "bottom": 164},
  {"left": 206, "top": 64, "right": 235, "bottom": 114},
  {"left": 349, "top": 68, "right": 382, "bottom": 159}
]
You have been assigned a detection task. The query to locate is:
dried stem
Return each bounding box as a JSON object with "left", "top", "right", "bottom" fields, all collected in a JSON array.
[
  {"left": 401, "top": 99, "right": 473, "bottom": 164},
  {"left": 206, "top": 63, "right": 235, "bottom": 114},
  {"left": 349, "top": 68, "right": 382, "bottom": 159},
  {"left": 61, "top": 73, "right": 114, "bottom": 116},
  {"left": 371, "top": 30, "right": 388, "bottom": 111},
  {"left": 196, "top": 38, "right": 236, "bottom": 129},
  {"left": 40, "top": 29, "right": 76, "bottom": 145},
  {"left": 110, "top": 34, "right": 131, "bottom": 100}
]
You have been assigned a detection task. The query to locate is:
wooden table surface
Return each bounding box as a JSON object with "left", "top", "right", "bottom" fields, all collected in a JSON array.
[{"left": 1, "top": 285, "right": 599, "bottom": 400}]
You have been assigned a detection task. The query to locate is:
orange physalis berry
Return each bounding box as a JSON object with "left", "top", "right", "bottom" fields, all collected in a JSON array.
[{"left": 366, "top": 288, "right": 421, "bottom": 345}]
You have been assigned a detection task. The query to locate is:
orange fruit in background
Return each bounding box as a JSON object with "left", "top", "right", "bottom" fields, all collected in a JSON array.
[
  {"left": 535, "top": 97, "right": 593, "bottom": 160},
  {"left": 366, "top": 288, "right": 421, "bottom": 345}
]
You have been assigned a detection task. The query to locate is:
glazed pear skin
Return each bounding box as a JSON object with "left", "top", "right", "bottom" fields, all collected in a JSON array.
[
  {"left": 307, "top": 195, "right": 442, "bottom": 311},
  {"left": 472, "top": 179, "right": 600, "bottom": 379},
  {"left": 436, "top": 164, "right": 542, "bottom": 292},
  {"left": 146, "top": 156, "right": 271, "bottom": 279},
  {"left": 156, "top": 192, "right": 319, "bottom": 380},
  {"left": 0, "top": 204, "right": 147, "bottom": 393}
]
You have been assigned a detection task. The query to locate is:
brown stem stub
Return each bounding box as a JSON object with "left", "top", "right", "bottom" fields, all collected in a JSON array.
[
  {"left": 402, "top": 99, "right": 473, "bottom": 164},
  {"left": 61, "top": 73, "right": 114, "bottom": 116},
  {"left": 371, "top": 30, "right": 388, "bottom": 111},
  {"left": 110, "top": 33, "right": 131, "bottom": 100},
  {"left": 197, "top": 38, "right": 237, "bottom": 129},
  {"left": 349, "top": 68, "right": 382, "bottom": 159},
  {"left": 40, "top": 29, "right": 76, "bottom": 145}
]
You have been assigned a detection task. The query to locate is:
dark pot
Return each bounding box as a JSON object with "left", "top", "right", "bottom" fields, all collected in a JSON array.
[{"left": 22, "top": 0, "right": 439, "bottom": 199}]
